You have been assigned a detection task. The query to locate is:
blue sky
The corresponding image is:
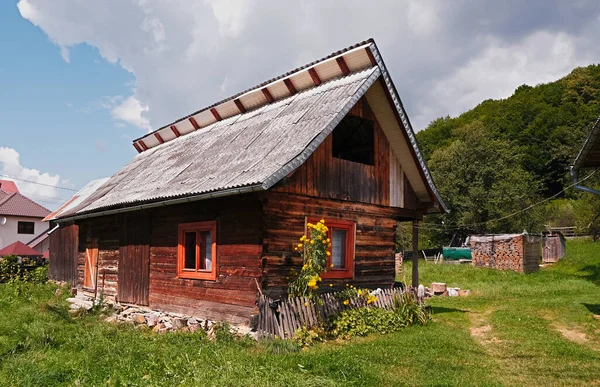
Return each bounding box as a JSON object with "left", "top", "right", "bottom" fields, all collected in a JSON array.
[
  {"left": 0, "top": 1, "right": 141, "bottom": 208},
  {"left": 1, "top": 0, "right": 599, "bottom": 209}
]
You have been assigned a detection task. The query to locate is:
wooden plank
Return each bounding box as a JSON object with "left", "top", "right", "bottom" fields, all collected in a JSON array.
[
  {"left": 189, "top": 117, "right": 200, "bottom": 130},
  {"left": 154, "top": 132, "right": 165, "bottom": 144},
  {"left": 171, "top": 125, "right": 181, "bottom": 137},
  {"left": 336, "top": 56, "right": 351, "bottom": 76},
  {"left": 262, "top": 88, "right": 275, "bottom": 103},
  {"left": 210, "top": 108, "right": 222, "bottom": 121},
  {"left": 308, "top": 68, "right": 321, "bottom": 86},
  {"left": 283, "top": 78, "right": 297, "bottom": 95},
  {"left": 233, "top": 98, "right": 247, "bottom": 114}
]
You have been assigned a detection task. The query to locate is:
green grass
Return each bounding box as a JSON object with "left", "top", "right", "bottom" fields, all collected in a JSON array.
[{"left": 1, "top": 239, "right": 599, "bottom": 386}]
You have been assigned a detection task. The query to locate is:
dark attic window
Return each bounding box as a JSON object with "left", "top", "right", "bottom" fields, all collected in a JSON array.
[{"left": 332, "top": 115, "right": 375, "bottom": 165}]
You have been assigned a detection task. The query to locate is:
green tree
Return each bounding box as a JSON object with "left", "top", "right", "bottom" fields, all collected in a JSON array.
[{"left": 425, "top": 122, "right": 543, "bottom": 244}]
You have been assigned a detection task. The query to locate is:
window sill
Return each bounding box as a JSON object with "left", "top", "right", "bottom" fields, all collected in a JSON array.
[
  {"left": 322, "top": 270, "right": 353, "bottom": 280},
  {"left": 177, "top": 272, "right": 217, "bottom": 281}
]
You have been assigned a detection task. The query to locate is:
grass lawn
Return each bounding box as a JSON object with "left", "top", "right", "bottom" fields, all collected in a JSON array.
[{"left": 0, "top": 239, "right": 599, "bottom": 386}]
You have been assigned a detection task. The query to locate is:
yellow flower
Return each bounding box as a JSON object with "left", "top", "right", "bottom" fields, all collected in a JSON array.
[
  {"left": 310, "top": 240, "right": 315, "bottom": 245},
  {"left": 320, "top": 219, "right": 325, "bottom": 223},
  {"left": 297, "top": 243, "right": 303, "bottom": 248},
  {"left": 294, "top": 247, "right": 298, "bottom": 251},
  {"left": 304, "top": 302, "right": 308, "bottom": 307},
  {"left": 329, "top": 284, "right": 333, "bottom": 287},
  {"left": 326, "top": 238, "right": 331, "bottom": 243},
  {"left": 346, "top": 284, "right": 349, "bottom": 287},
  {"left": 357, "top": 290, "right": 363, "bottom": 296},
  {"left": 307, "top": 278, "right": 317, "bottom": 288},
  {"left": 326, "top": 251, "right": 331, "bottom": 256},
  {"left": 343, "top": 299, "right": 349, "bottom": 305},
  {"left": 330, "top": 263, "right": 334, "bottom": 268},
  {"left": 300, "top": 235, "right": 306, "bottom": 241}
]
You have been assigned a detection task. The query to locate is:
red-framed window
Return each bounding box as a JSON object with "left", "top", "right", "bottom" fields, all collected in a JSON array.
[
  {"left": 177, "top": 221, "right": 217, "bottom": 280},
  {"left": 307, "top": 218, "right": 355, "bottom": 279}
]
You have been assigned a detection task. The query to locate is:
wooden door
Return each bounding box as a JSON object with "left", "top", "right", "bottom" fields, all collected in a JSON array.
[
  {"left": 118, "top": 212, "right": 151, "bottom": 305},
  {"left": 83, "top": 238, "right": 98, "bottom": 289}
]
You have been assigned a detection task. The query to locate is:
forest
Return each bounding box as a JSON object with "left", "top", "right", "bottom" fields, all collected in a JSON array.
[{"left": 411, "top": 64, "right": 600, "bottom": 247}]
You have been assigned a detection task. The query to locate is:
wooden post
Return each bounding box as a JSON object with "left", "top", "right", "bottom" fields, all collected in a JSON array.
[{"left": 412, "top": 220, "right": 419, "bottom": 288}]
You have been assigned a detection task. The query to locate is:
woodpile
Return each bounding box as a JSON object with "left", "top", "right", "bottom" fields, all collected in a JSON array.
[{"left": 469, "top": 234, "right": 540, "bottom": 274}]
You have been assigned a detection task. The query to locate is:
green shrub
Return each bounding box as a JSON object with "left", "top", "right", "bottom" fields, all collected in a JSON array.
[
  {"left": 293, "top": 326, "right": 325, "bottom": 347},
  {"left": 328, "top": 293, "right": 430, "bottom": 339},
  {"left": 22, "top": 266, "right": 48, "bottom": 284},
  {"left": 0, "top": 255, "right": 19, "bottom": 282},
  {"left": 212, "top": 322, "right": 236, "bottom": 343}
]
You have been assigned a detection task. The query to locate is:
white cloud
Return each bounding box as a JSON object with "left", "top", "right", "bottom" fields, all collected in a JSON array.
[
  {"left": 16, "top": 0, "right": 600, "bottom": 132},
  {"left": 0, "top": 147, "right": 61, "bottom": 202},
  {"left": 414, "top": 31, "right": 592, "bottom": 127},
  {"left": 111, "top": 95, "right": 151, "bottom": 131}
]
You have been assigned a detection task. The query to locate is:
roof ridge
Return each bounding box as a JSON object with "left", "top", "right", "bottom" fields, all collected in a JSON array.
[{"left": 133, "top": 38, "right": 375, "bottom": 143}]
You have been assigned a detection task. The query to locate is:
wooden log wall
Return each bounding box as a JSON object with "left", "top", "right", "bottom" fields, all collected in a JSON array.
[
  {"left": 49, "top": 221, "right": 79, "bottom": 283},
  {"left": 273, "top": 97, "right": 417, "bottom": 208},
  {"left": 74, "top": 194, "right": 263, "bottom": 322},
  {"left": 147, "top": 194, "right": 262, "bottom": 322},
  {"left": 261, "top": 191, "right": 414, "bottom": 298}
]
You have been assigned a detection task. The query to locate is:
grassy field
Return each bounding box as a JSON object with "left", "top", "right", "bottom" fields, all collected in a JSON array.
[{"left": 0, "top": 239, "right": 599, "bottom": 386}]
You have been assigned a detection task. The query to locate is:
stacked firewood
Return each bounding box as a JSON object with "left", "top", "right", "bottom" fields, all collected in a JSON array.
[{"left": 469, "top": 234, "right": 539, "bottom": 273}]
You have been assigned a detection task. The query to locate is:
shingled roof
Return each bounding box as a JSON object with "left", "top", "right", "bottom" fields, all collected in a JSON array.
[
  {"left": 0, "top": 189, "right": 50, "bottom": 218},
  {"left": 55, "top": 39, "right": 446, "bottom": 220}
]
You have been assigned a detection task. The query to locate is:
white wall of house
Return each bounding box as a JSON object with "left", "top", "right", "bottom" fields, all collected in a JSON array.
[{"left": 0, "top": 216, "right": 49, "bottom": 250}]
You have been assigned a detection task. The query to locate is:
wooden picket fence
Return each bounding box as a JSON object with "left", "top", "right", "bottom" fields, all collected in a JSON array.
[{"left": 257, "top": 288, "right": 405, "bottom": 339}]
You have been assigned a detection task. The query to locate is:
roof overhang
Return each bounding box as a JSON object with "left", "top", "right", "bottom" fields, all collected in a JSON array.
[{"left": 572, "top": 116, "right": 600, "bottom": 170}]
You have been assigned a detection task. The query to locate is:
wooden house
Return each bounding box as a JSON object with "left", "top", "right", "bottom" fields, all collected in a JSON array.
[{"left": 47, "top": 39, "right": 446, "bottom": 323}]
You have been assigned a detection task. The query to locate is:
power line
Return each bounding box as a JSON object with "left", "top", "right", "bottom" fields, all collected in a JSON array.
[
  {"left": 0, "top": 174, "right": 79, "bottom": 192},
  {"left": 418, "top": 169, "right": 599, "bottom": 231}
]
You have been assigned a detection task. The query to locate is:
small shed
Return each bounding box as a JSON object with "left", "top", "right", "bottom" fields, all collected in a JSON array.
[
  {"left": 469, "top": 233, "right": 540, "bottom": 274},
  {"left": 541, "top": 232, "right": 566, "bottom": 263}
]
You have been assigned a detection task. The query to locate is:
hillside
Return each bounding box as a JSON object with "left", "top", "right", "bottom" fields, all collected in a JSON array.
[{"left": 415, "top": 65, "right": 600, "bottom": 242}]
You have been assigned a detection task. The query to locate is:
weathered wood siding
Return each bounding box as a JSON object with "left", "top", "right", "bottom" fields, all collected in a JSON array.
[
  {"left": 77, "top": 215, "right": 120, "bottom": 300},
  {"left": 148, "top": 195, "right": 262, "bottom": 322},
  {"left": 118, "top": 211, "right": 151, "bottom": 305},
  {"left": 49, "top": 222, "right": 78, "bottom": 283},
  {"left": 75, "top": 195, "right": 263, "bottom": 321},
  {"left": 274, "top": 97, "right": 417, "bottom": 207},
  {"left": 261, "top": 191, "right": 413, "bottom": 298}
]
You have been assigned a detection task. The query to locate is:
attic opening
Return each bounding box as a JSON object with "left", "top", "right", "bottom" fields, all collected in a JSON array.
[{"left": 332, "top": 115, "right": 375, "bottom": 165}]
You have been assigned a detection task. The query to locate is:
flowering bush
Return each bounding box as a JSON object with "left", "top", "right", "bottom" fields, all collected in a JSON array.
[
  {"left": 288, "top": 219, "right": 332, "bottom": 301},
  {"left": 334, "top": 285, "right": 379, "bottom": 306}
]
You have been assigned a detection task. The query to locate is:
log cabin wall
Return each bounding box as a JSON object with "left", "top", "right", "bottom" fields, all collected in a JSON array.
[
  {"left": 273, "top": 97, "right": 418, "bottom": 209},
  {"left": 260, "top": 191, "right": 415, "bottom": 298},
  {"left": 148, "top": 194, "right": 262, "bottom": 323},
  {"left": 75, "top": 194, "right": 263, "bottom": 323}
]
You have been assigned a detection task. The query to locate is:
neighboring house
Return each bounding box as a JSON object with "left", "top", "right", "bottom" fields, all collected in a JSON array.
[
  {"left": 572, "top": 115, "right": 600, "bottom": 195},
  {"left": 0, "top": 240, "right": 43, "bottom": 258},
  {"left": 48, "top": 39, "right": 446, "bottom": 323},
  {"left": 0, "top": 180, "right": 51, "bottom": 254}
]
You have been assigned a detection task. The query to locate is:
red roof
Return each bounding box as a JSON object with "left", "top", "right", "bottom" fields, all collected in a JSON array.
[
  {"left": 0, "top": 241, "right": 42, "bottom": 257},
  {"left": 0, "top": 190, "right": 50, "bottom": 218},
  {"left": 0, "top": 180, "right": 19, "bottom": 193}
]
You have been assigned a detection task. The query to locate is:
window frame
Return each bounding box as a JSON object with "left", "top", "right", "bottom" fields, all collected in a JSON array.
[
  {"left": 17, "top": 221, "right": 35, "bottom": 235},
  {"left": 306, "top": 217, "right": 355, "bottom": 279},
  {"left": 177, "top": 221, "right": 217, "bottom": 281}
]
